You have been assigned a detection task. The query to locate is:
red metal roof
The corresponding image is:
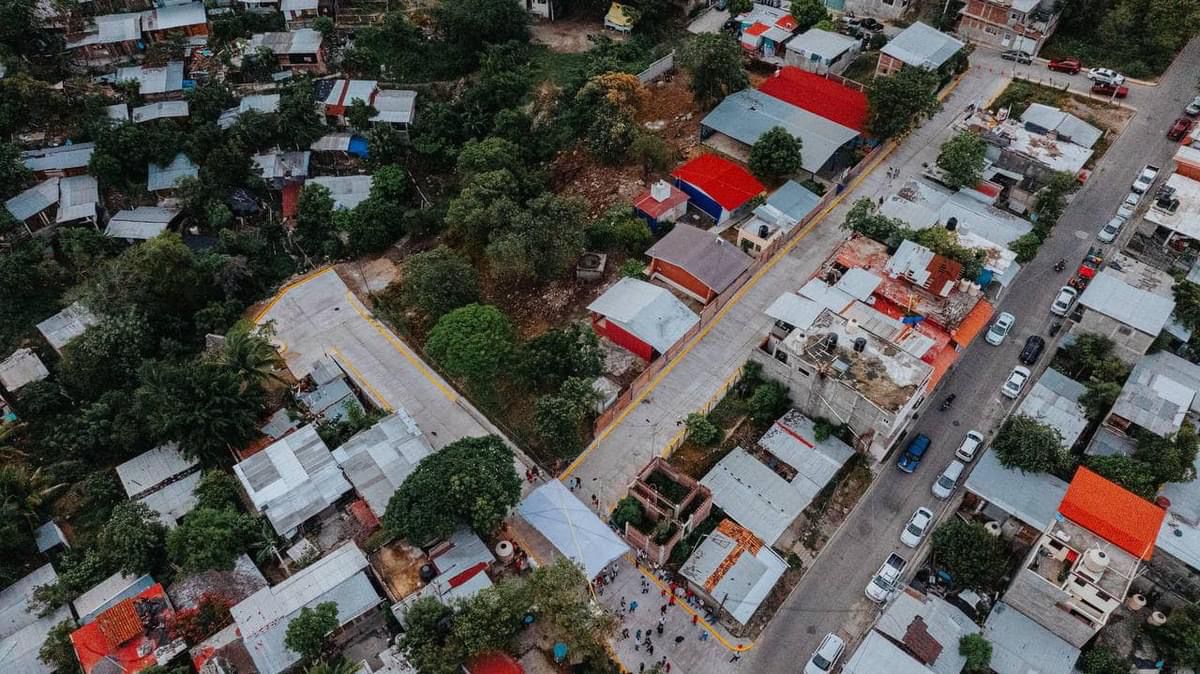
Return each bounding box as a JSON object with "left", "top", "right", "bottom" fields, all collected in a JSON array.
[
  {"left": 468, "top": 652, "right": 524, "bottom": 674},
  {"left": 634, "top": 183, "right": 689, "bottom": 219},
  {"left": 71, "top": 583, "right": 173, "bottom": 674},
  {"left": 1060, "top": 467, "right": 1166, "bottom": 560},
  {"left": 671, "top": 154, "right": 765, "bottom": 211},
  {"left": 757, "top": 67, "right": 869, "bottom": 133},
  {"left": 745, "top": 22, "right": 769, "bottom": 36}
]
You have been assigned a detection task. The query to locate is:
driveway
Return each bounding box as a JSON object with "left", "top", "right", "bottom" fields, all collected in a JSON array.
[
  {"left": 255, "top": 268, "right": 497, "bottom": 449},
  {"left": 687, "top": 7, "right": 729, "bottom": 35},
  {"left": 744, "top": 36, "right": 1200, "bottom": 671}
]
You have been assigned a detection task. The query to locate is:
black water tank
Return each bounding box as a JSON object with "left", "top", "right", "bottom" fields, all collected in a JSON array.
[
  {"left": 419, "top": 564, "right": 436, "bottom": 583},
  {"left": 826, "top": 333, "right": 838, "bottom": 349},
  {"left": 758, "top": 224, "right": 770, "bottom": 238},
  {"left": 854, "top": 337, "right": 867, "bottom": 353},
  {"left": 946, "top": 216, "right": 958, "bottom": 231}
]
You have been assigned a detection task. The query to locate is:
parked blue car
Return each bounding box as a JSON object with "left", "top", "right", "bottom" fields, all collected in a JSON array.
[{"left": 897, "top": 434, "right": 931, "bottom": 473}]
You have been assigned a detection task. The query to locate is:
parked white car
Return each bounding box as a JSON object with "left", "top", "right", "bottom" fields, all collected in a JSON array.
[
  {"left": 804, "top": 633, "right": 846, "bottom": 674},
  {"left": 1097, "top": 215, "right": 1126, "bottom": 243},
  {"left": 985, "top": 312, "right": 1015, "bottom": 346},
  {"left": 932, "top": 460, "right": 965, "bottom": 499},
  {"left": 1087, "top": 67, "right": 1125, "bottom": 85},
  {"left": 1001, "top": 365, "right": 1032, "bottom": 399},
  {"left": 955, "top": 430, "right": 985, "bottom": 462},
  {"left": 900, "top": 507, "right": 935, "bottom": 547},
  {"left": 1050, "top": 286, "right": 1078, "bottom": 316}
]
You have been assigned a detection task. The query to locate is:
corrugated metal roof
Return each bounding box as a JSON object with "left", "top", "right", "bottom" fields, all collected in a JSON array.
[
  {"left": 233, "top": 425, "right": 351, "bottom": 537},
  {"left": 37, "top": 302, "right": 99, "bottom": 352},
  {"left": 308, "top": 175, "right": 373, "bottom": 211},
  {"left": 34, "top": 520, "right": 67, "bottom": 553},
  {"left": 21, "top": 143, "right": 95, "bottom": 173},
  {"left": 142, "top": 1, "right": 206, "bottom": 31},
  {"left": 764, "top": 292, "right": 823, "bottom": 331},
  {"left": 785, "top": 28, "right": 857, "bottom": 58},
  {"left": 57, "top": 175, "right": 99, "bottom": 224},
  {"left": 138, "top": 470, "right": 201, "bottom": 527},
  {"left": 1078, "top": 270, "right": 1175, "bottom": 336},
  {"left": 756, "top": 410, "right": 854, "bottom": 485},
  {"left": 797, "top": 277, "right": 855, "bottom": 312},
  {"left": 371, "top": 90, "right": 417, "bottom": 125},
  {"left": 116, "top": 444, "right": 197, "bottom": 498},
  {"left": 331, "top": 411, "right": 433, "bottom": 518},
  {"left": 5, "top": 178, "right": 58, "bottom": 222},
  {"left": 105, "top": 103, "right": 129, "bottom": 121},
  {"left": 218, "top": 94, "right": 281, "bottom": 129},
  {"left": 131, "top": 100, "right": 189, "bottom": 123},
  {"left": 586, "top": 278, "right": 699, "bottom": 353},
  {"left": 94, "top": 13, "right": 142, "bottom": 44},
  {"left": 322, "top": 79, "right": 378, "bottom": 107},
  {"left": 881, "top": 22, "right": 963, "bottom": 70},
  {"left": 0, "top": 348, "right": 49, "bottom": 392},
  {"left": 72, "top": 573, "right": 153, "bottom": 625},
  {"left": 253, "top": 150, "right": 311, "bottom": 180},
  {"left": 645, "top": 223, "right": 751, "bottom": 295},
  {"left": 964, "top": 449, "right": 1067, "bottom": 531},
  {"left": 0, "top": 564, "right": 72, "bottom": 674},
  {"left": 147, "top": 153, "right": 198, "bottom": 191},
  {"left": 231, "top": 543, "right": 380, "bottom": 674},
  {"left": 167, "top": 554, "right": 268, "bottom": 612},
  {"left": 700, "top": 447, "right": 809, "bottom": 545},
  {"left": 1060, "top": 466, "right": 1165, "bottom": 560},
  {"left": 249, "top": 29, "right": 322, "bottom": 54},
  {"left": 679, "top": 526, "right": 786, "bottom": 625},
  {"left": 700, "top": 89, "right": 859, "bottom": 174},
  {"left": 116, "top": 61, "right": 185, "bottom": 95},
  {"left": 1020, "top": 104, "right": 1102, "bottom": 149},
  {"left": 1016, "top": 368, "right": 1088, "bottom": 449},
  {"left": 835, "top": 267, "right": 882, "bottom": 301},
  {"left": 844, "top": 630, "right": 934, "bottom": 674},
  {"left": 874, "top": 591, "right": 978, "bottom": 674},
  {"left": 983, "top": 602, "right": 1078, "bottom": 674},
  {"left": 105, "top": 206, "right": 180, "bottom": 240},
  {"left": 1110, "top": 350, "right": 1200, "bottom": 437},
  {"left": 310, "top": 132, "right": 354, "bottom": 152}
]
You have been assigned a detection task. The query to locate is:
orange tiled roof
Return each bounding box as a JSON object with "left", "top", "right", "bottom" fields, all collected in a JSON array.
[
  {"left": 1060, "top": 466, "right": 1166, "bottom": 560},
  {"left": 704, "top": 520, "right": 763, "bottom": 592},
  {"left": 96, "top": 598, "right": 142, "bottom": 648}
]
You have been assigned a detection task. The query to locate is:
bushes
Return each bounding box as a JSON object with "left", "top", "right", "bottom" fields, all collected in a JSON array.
[
  {"left": 959, "top": 634, "right": 992, "bottom": 674},
  {"left": 612, "top": 496, "right": 644, "bottom": 530},
  {"left": 930, "top": 519, "right": 1011, "bottom": 591},
  {"left": 748, "top": 380, "right": 790, "bottom": 424},
  {"left": 685, "top": 413, "right": 721, "bottom": 446}
]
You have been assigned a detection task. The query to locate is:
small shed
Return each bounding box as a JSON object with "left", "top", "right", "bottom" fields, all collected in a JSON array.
[
  {"left": 587, "top": 277, "right": 699, "bottom": 361},
  {"left": 115, "top": 61, "right": 185, "bottom": 96},
  {"left": 131, "top": 100, "right": 190, "bottom": 124},
  {"left": 679, "top": 518, "right": 787, "bottom": 625},
  {"left": 37, "top": 302, "right": 99, "bottom": 354},
  {"left": 0, "top": 348, "right": 49, "bottom": 393},
  {"left": 105, "top": 206, "right": 181, "bottom": 241},
  {"left": 737, "top": 179, "right": 822, "bottom": 256},
  {"left": 308, "top": 175, "right": 374, "bottom": 211},
  {"left": 633, "top": 180, "right": 689, "bottom": 232},
  {"left": 115, "top": 443, "right": 201, "bottom": 527},
  {"left": 645, "top": 222, "right": 753, "bottom": 303},
  {"left": 784, "top": 28, "right": 860, "bottom": 74}
]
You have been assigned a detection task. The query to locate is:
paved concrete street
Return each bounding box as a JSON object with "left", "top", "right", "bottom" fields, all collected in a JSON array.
[
  {"left": 255, "top": 268, "right": 498, "bottom": 449},
  {"left": 745, "top": 37, "right": 1200, "bottom": 672}
]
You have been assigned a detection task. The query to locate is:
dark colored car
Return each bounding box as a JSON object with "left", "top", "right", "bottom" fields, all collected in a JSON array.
[
  {"left": 1168, "top": 117, "right": 1195, "bottom": 141},
  {"left": 859, "top": 18, "right": 884, "bottom": 31},
  {"left": 1091, "top": 82, "right": 1129, "bottom": 98},
  {"left": 1019, "top": 335, "right": 1046, "bottom": 366},
  {"left": 721, "top": 18, "right": 739, "bottom": 34},
  {"left": 897, "top": 434, "right": 931, "bottom": 473},
  {"left": 1001, "top": 50, "right": 1033, "bottom": 65},
  {"left": 1047, "top": 57, "right": 1082, "bottom": 74}
]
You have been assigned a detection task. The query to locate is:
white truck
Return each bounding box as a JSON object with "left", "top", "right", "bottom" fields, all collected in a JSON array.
[
  {"left": 865, "top": 553, "right": 907, "bottom": 603},
  {"left": 1132, "top": 164, "right": 1160, "bottom": 194}
]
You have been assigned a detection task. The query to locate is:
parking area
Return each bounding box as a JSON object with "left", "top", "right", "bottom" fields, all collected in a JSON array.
[{"left": 255, "top": 268, "right": 493, "bottom": 449}]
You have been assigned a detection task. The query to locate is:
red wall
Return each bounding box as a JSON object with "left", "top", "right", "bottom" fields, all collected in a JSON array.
[
  {"left": 592, "top": 315, "right": 654, "bottom": 361},
  {"left": 649, "top": 258, "right": 717, "bottom": 303}
]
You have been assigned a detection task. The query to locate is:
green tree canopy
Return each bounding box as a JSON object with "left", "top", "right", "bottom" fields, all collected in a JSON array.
[
  {"left": 425, "top": 304, "right": 516, "bottom": 397},
  {"left": 294, "top": 183, "right": 336, "bottom": 257},
  {"left": 936, "top": 132, "right": 987, "bottom": 190},
  {"left": 167, "top": 507, "right": 260, "bottom": 573},
  {"left": 585, "top": 205, "right": 652, "bottom": 254},
  {"left": 534, "top": 377, "right": 601, "bottom": 457},
  {"left": 284, "top": 601, "right": 339, "bottom": 663},
  {"left": 383, "top": 435, "right": 521, "bottom": 544},
  {"left": 1149, "top": 604, "right": 1200, "bottom": 669},
  {"left": 1077, "top": 646, "right": 1132, "bottom": 674},
  {"left": 345, "top": 98, "right": 378, "bottom": 133},
  {"left": 749, "top": 126, "right": 803, "bottom": 183},
  {"left": 867, "top": 66, "right": 941, "bottom": 139},
  {"left": 682, "top": 33, "right": 749, "bottom": 107},
  {"left": 992, "top": 414, "right": 1068, "bottom": 473},
  {"left": 959, "top": 634, "right": 993, "bottom": 674},
  {"left": 194, "top": 470, "right": 243, "bottom": 511},
  {"left": 434, "top": 0, "right": 529, "bottom": 60},
  {"left": 0, "top": 141, "right": 32, "bottom": 200},
  {"left": 790, "top": 0, "right": 831, "bottom": 31},
  {"left": 518, "top": 324, "right": 603, "bottom": 392},
  {"left": 931, "top": 519, "right": 1011, "bottom": 590},
  {"left": 1134, "top": 423, "right": 1199, "bottom": 485},
  {"left": 841, "top": 198, "right": 906, "bottom": 242},
  {"left": 387, "top": 246, "right": 480, "bottom": 325},
  {"left": 39, "top": 620, "right": 81, "bottom": 674},
  {"left": 98, "top": 501, "right": 166, "bottom": 577},
  {"left": 1085, "top": 455, "right": 1158, "bottom": 499},
  {"left": 486, "top": 193, "right": 588, "bottom": 284}
]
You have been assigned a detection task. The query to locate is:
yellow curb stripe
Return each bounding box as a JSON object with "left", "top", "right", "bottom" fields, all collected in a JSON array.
[
  {"left": 342, "top": 291, "right": 460, "bottom": 403},
  {"left": 327, "top": 346, "right": 394, "bottom": 412},
  {"left": 252, "top": 266, "right": 333, "bottom": 323}
]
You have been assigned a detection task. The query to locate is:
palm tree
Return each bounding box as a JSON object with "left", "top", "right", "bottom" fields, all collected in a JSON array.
[
  {"left": 220, "top": 323, "right": 285, "bottom": 392},
  {"left": 0, "top": 465, "right": 67, "bottom": 552}
]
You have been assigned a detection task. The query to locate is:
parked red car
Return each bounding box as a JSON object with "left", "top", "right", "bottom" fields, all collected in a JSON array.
[
  {"left": 1169, "top": 117, "right": 1195, "bottom": 141},
  {"left": 1091, "top": 82, "right": 1129, "bottom": 98},
  {"left": 1047, "top": 57, "right": 1082, "bottom": 74}
]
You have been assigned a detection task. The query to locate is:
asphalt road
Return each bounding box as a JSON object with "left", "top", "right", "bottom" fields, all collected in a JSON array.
[{"left": 746, "top": 37, "right": 1200, "bottom": 671}]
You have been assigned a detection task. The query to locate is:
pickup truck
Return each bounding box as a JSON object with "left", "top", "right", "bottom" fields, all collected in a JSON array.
[
  {"left": 865, "top": 553, "right": 907, "bottom": 603},
  {"left": 1132, "top": 164, "right": 1160, "bottom": 194}
]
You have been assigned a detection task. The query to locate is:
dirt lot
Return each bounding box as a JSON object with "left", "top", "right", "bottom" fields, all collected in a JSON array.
[
  {"left": 551, "top": 74, "right": 704, "bottom": 218},
  {"left": 531, "top": 16, "right": 625, "bottom": 53}
]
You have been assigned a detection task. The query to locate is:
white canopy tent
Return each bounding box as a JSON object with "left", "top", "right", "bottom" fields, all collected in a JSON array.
[{"left": 517, "top": 480, "right": 630, "bottom": 580}]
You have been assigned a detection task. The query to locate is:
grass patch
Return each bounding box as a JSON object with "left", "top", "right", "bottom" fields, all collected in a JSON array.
[
  {"left": 991, "top": 79, "right": 1068, "bottom": 117},
  {"left": 1041, "top": 31, "right": 1173, "bottom": 81},
  {"left": 527, "top": 45, "right": 594, "bottom": 87},
  {"left": 841, "top": 51, "right": 879, "bottom": 85}
]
